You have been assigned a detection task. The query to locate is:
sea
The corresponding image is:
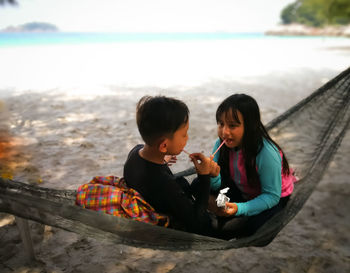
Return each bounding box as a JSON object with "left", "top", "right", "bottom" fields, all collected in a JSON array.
[
  {"left": 1, "top": 32, "right": 268, "bottom": 47},
  {"left": 0, "top": 32, "right": 328, "bottom": 47}
]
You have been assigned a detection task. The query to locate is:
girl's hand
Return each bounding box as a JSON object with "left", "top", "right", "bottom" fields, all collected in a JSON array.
[
  {"left": 216, "top": 202, "right": 238, "bottom": 217},
  {"left": 190, "top": 153, "right": 217, "bottom": 175},
  {"left": 225, "top": 202, "right": 238, "bottom": 216},
  {"left": 164, "top": 155, "right": 177, "bottom": 166}
]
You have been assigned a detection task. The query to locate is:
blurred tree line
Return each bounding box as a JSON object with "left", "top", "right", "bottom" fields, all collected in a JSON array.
[
  {"left": 1, "top": 0, "right": 349, "bottom": 27},
  {"left": 281, "top": 0, "right": 350, "bottom": 27},
  {"left": 0, "top": 0, "right": 17, "bottom": 5}
]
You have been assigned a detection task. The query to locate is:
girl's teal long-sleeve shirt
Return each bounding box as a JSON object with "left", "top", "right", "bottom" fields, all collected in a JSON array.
[{"left": 210, "top": 138, "right": 282, "bottom": 216}]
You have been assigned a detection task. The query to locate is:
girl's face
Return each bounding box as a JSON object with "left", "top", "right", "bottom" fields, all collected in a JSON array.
[{"left": 217, "top": 109, "right": 244, "bottom": 148}]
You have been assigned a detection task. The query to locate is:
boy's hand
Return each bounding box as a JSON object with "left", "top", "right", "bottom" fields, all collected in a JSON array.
[
  {"left": 209, "top": 155, "right": 220, "bottom": 177},
  {"left": 190, "top": 153, "right": 218, "bottom": 175},
  {"left": 164, "top": 155, "right": 177, "bottom": 166}
]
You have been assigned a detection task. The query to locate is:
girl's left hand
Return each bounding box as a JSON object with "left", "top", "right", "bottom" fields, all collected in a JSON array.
[
  {"left": 225, "top": 202, "right": 238, "bottom": 216},
  {"left": 216, "top": 202, "right": 238, "bottom": 217},
  {"left": 164, "top": 155, "right": 177, "bottom": 166}
]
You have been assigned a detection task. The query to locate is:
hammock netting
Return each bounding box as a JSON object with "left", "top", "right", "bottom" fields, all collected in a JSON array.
[{"left": 0, "top": 67, "right": 349, "bottom": 251}]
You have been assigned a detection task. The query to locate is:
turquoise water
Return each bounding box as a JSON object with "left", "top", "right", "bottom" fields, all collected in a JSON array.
[
  {"left": 0, "top": 32, "right": 264, "bottom": 47},
  {"left": 1, "top": 32, "right": 345, "bottom": 47}
]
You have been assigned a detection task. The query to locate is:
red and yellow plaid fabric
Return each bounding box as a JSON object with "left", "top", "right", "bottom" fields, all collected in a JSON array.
[{"left": 76, "top": 176, "right": 169, "bottom": 227}]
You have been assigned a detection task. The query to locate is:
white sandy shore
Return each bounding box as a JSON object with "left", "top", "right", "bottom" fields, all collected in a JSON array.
[
  {"left": 0, "top": 37, "right": 349, "bottom": 272},
  {"left": 266, "top": 23, "right": 350, "bottom": 37}
]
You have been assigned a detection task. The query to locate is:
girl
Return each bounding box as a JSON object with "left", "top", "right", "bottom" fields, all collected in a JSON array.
[{"left": 210, "top": 94, "right": 297, "bottom": 237}]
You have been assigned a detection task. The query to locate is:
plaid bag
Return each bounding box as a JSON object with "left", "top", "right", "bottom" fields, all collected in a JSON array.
[{"left": 76, "top": 176, "right": 169, "bottom": 227}]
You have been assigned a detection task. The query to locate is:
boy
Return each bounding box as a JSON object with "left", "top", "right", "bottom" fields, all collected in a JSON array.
[{"left": 123, "top": 96, "right": 219, "bottom": 236}]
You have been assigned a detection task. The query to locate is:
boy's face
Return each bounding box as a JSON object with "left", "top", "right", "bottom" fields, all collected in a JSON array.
[{"left": 166, "top": 120, "right": 189, "bottom": 155}]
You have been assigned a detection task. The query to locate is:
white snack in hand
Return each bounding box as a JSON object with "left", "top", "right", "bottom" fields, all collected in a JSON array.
[{"left": 216, "top": 187, "right": 230, "bottom": 207}]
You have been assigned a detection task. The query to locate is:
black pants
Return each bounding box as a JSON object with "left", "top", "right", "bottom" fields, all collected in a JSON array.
[
  {"left": 190, "top": 177, "right": 290, "bottom": 240},
  {"left": 215, "top": 195, "right": 290, "bottom": 240}
]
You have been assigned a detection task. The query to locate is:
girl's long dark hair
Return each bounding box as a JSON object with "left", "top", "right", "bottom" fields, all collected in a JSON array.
[{"left": 216, "top": 94, "right": 290, "bottom": 187}]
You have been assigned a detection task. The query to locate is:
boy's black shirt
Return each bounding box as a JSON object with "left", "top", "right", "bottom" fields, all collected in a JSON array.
[{"left": 123, "top": 144, "right": 213, "bottom": 235}]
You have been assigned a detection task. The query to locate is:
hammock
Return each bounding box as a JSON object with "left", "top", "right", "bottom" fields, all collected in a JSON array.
[{"left": 0, "top": 67, "right": 349, "bottom": 252}]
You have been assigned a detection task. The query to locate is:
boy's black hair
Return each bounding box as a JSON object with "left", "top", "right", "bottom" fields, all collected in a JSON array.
[{"left": 136, "top": 96, "right": 189, "bottom": 146}]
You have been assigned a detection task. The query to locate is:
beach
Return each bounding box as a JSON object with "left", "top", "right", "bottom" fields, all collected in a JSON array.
[{"left": 0, "top": 35, "right": 349, "bottom": 272}]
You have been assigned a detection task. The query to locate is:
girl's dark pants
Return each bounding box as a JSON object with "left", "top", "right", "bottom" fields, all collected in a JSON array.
[
  {"left": 216, "top": 195, "right": 290, "bottom": 240},
  {"left": 190, "top": 177, "right": 290, "bottom": 240}
]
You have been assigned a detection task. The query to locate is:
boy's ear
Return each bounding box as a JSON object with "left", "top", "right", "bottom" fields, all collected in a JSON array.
[{"left": 158, "top": 139, "right": 168, "bottom": 153}]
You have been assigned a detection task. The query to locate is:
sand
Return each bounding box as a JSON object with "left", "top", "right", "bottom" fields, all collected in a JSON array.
[{"left": 0, "top": 37, "right": 349, "bottom": 272}]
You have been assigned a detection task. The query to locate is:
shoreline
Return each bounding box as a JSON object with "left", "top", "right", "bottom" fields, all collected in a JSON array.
[{"left": 265, "top": 23, "right": 350, "bottom": 38}]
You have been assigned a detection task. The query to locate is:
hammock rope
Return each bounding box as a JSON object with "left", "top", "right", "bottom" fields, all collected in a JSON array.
[{"left": 0, "top": 67, "right": 349, "bottom": 251}]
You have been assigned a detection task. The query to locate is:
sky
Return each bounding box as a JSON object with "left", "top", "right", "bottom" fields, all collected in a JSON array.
[{"left": 0, "top": 0, "right": 294, "bottom": 32}]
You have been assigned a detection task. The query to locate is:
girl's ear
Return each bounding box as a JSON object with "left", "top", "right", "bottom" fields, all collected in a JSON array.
[{"left": 158, "top": 139, "right": 168, "bottom": 153}]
